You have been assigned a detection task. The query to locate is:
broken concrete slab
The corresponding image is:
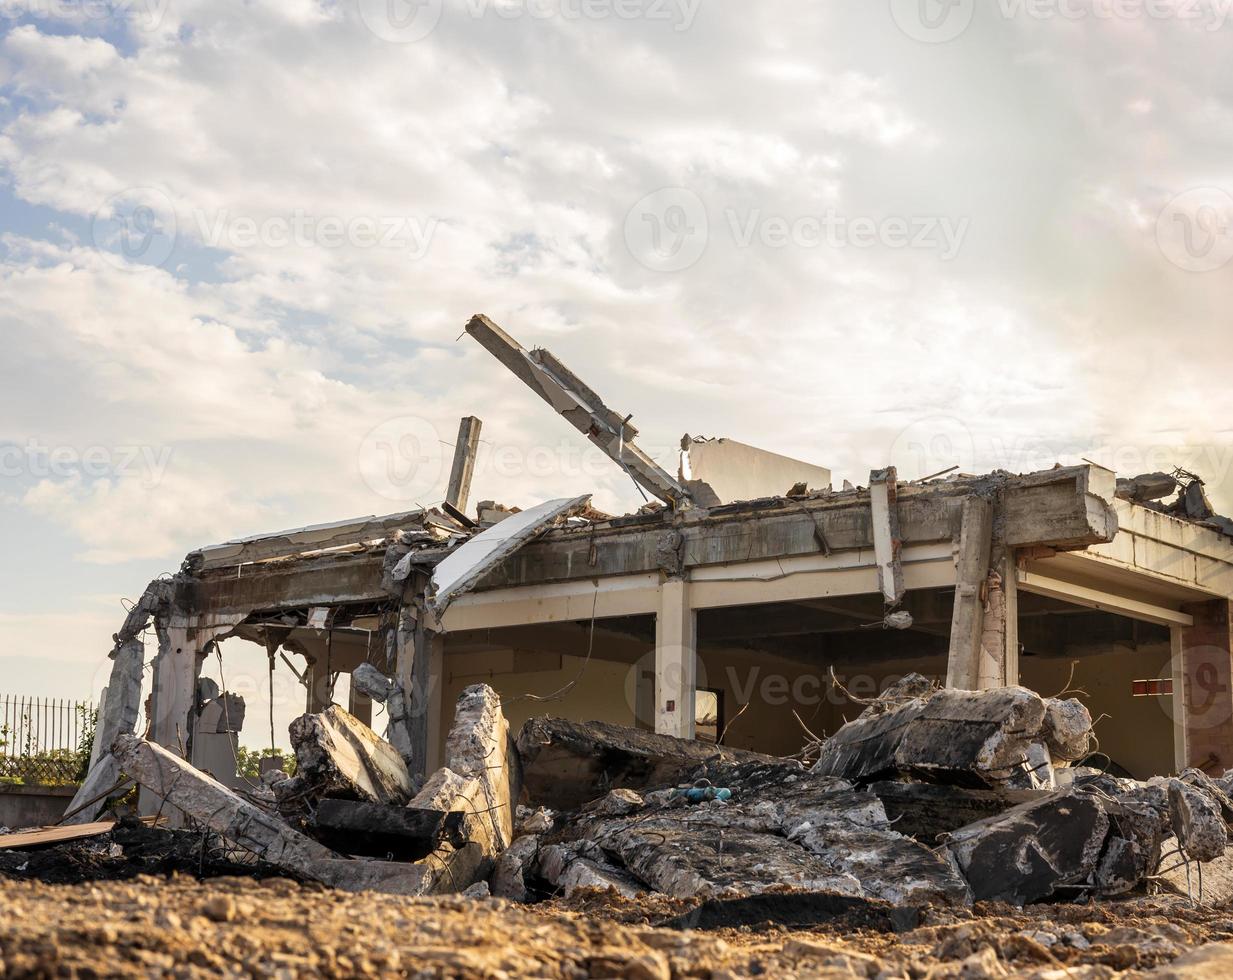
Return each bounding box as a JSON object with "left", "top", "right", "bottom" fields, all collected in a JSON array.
[
  {"left": 517, "top": 716, "right": 775, "bottom": 811},
  {"left": 677, "top": 435, "right": 831, "bottom": 507},
  {"left": 868, "top": 781, "right": 1046, "bottom": 841},
  {"left": 444, "top": 684, "right": 519, "bottom": 853},
  {"left": 276, "top": 705, "right": 415, "bottom": 817},
  {"left": 586, "top": 813, "right": 865, "bottom": 900},
  {"left": 813, "top": 682, "right": 1066, "bottom": 790},
  {"left": 1169, "top": 778, "right": 1229, "bottom": 862},
  {"left": 428, "top": 495, "right": 593, "bottom": 616},
  {"left": 1042, "top": 697, "right": 1094, "bottom": 764}
]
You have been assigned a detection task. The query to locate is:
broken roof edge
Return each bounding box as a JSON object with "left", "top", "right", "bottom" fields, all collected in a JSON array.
[{"left": 189, "top": 507, "right": 462, "bottom": 571}]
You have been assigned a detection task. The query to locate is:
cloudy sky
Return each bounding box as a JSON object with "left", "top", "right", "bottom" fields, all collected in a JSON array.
[{"left": 2, "top": 0, "right": 1233, "bottom": 714}]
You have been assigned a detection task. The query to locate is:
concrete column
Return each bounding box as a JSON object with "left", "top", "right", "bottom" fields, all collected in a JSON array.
[
  {"left": 143, "top": 624, "right": 204, "bottom": 822},
  {"left": 977, "top": 551, "right": 1018, "bottom": 689},
  {"left": 655, "top": 578, "right": 697, "bottom": 739},
  {"left": 1176, "top": 599, "right": 1233, "bottom": 771},
  {"left": 946, "top": 496, "right": 993, "bottom": 690},
  {"left": 147, "top": 625, "right": 202, "bottom": 755},
  {"left": 396, "top": 604, "right": 444, "bottom": 778}
]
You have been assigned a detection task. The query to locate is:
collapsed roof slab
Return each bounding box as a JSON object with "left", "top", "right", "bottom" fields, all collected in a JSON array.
[{"left": 191, "top": 509, "right": 432, "bottom": 570}]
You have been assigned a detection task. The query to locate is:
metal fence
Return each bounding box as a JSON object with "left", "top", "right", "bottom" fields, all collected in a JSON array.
[{"left": 0, "top": 695, "right": 96, "bottom": 785}]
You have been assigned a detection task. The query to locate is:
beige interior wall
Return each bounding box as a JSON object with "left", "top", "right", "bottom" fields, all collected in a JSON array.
[
  {"left": 438, "top": 647, "right": 641, "bottom": 750},
  {"left": 1019, "top": 642, "right": 1175, "bottom": 779},
  {"left": 698, "top": 644, "right": 948, "bottom": 757}
]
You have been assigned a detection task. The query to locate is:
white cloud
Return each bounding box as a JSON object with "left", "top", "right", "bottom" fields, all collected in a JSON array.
[{"left": 2, "top": 3, "right": 1233, "bottom": 691}]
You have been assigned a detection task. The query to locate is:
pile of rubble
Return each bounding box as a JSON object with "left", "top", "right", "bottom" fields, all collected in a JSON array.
[{"left": 91, "top": 674, "right": 1233, "bottom": 918}]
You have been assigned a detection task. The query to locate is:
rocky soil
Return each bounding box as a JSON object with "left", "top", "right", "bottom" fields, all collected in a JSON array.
[{"left": 3, "top": 874, "right": 1233, "bottom": 978}]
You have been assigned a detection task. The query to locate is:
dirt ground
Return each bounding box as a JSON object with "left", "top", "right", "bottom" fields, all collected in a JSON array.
[{"left": 3, "top": 873, "right": 1233, "bottom": 979}]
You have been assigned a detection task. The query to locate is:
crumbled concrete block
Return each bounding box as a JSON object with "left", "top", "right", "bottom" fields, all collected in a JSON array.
[
  {"left": 491, "top": 835, "right": 540, "bottom": 902},
  {"left": 945, "top": 788, "right": 1110, "bottom": 905},
  {"left": 276, "top": 705, "right": 415, "bottom": 816},
  {"left": 1169, "top": 779, "right": 1229, "bottom": 862}
]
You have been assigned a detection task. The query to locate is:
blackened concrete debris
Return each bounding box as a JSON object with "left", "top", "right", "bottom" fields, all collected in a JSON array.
[{"left": 87, "top": 669, "right": 1233, "bottom": 912}]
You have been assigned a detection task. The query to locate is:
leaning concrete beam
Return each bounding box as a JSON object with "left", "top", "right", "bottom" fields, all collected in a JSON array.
[
  {"left": 64, "top": 636, "right": 147, "bottom": 823},
  {"left": 114, "top": 734, "right": 434, "bottom": 895},
  {"left": 114, "top": 734, "right": 337, "bottom": 873},
  {"left": 466, "top": 314, "right": 691, "bottom": 508}
]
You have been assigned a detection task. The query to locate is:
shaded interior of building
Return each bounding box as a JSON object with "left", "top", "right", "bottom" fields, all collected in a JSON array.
[{"left": 200, "top": 582, "right": 1178, "bottom": 783}]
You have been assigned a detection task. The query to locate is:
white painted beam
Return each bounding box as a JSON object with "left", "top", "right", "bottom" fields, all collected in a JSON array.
[
  {"left": 440, "top": 573, "right": 661, "bottom": 631},
  {"left": 1018, "top": 569, "right": 1194, "bottom": 628}
]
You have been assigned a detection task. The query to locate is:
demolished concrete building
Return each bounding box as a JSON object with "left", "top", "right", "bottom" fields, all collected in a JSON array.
[{"left": 69, "top": 314, "right": 1233, "bottom": 851}]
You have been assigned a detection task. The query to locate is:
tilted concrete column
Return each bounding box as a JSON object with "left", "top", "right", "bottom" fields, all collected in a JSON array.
[
  {"left": 1175, "top": 599, "right": 1233, "bottom": 771},
  {"left": 655, "top": 578, "right": 697, "bottom": 739}
]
